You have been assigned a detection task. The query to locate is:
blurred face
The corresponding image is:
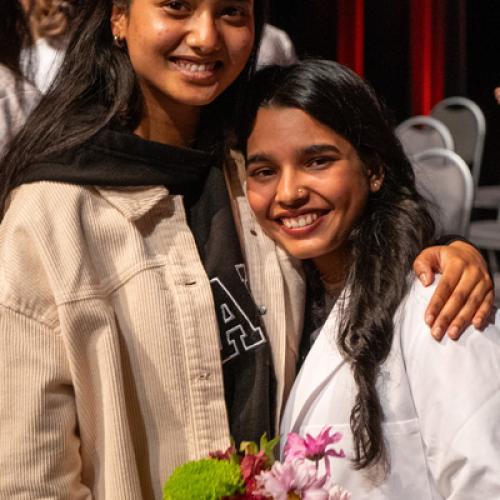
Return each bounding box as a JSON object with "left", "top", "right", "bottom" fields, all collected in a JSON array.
[
  {"left": 246, "top": 107, "right": 382, "bottom": 267},
  {"left": 112, "top": 0, "right": 255, "bottom": 110}
]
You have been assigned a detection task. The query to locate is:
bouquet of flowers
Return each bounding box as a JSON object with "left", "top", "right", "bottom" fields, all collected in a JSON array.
[{"left": 163, "top": 426, "right": 351, "bottom": 500}]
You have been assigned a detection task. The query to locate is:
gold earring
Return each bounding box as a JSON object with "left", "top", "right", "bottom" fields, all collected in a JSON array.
[{"left": 113, "top": 34, "right": 125, "bottom": 49}]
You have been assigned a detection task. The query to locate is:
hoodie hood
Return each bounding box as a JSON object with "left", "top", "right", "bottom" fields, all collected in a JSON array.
[{"left": 14, "top": 126, "right": 216, "bottom": 193}]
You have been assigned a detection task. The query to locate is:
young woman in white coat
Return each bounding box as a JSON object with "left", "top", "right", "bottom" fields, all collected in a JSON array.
[{"left": 243, "top": 59, "right": 500, "bottom": 499}]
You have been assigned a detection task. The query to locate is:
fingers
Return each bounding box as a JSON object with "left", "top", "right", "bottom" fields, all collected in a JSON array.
[
  {"left": 417, "top": 240, "right": 494, "bottom": 339},
  {"left": 472, "top": 289, "right": 495, "bottom": 330},
  {"left": 439, "top": 282, "right": 487, "bottom": 340},
  {"left": 424, "top": 263, "right": 462, "bottom": 331},
  {"left": 426, "top": 273, "right": 494, "bottom": 340},
  {"left": 413, "top": 248, "right": 437, "bottom": 287},
  {"left": 416, "top": 270, "right": 434, "bottom": 287}
]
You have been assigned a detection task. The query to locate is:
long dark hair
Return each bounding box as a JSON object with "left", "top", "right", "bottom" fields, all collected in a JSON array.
[
  {"left": 1, "top": 0, "right": 33, "bottom": 75},
  {"left": 240, "top": 59, "right": 436, "bottom": 470},
  {"left": 0, "top": 0, "right": 267, "bottom": 218}
]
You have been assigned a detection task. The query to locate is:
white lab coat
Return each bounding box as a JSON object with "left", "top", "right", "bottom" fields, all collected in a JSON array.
[{"left": 281, "top": 276, "right": 500, "bottom": 499}]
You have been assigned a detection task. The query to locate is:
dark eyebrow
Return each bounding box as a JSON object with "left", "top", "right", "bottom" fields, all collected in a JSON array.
[
  {"left": 303, "top": 144, "right": 341, "bottom": 155},
  {"left": 246, "top": 144, "right": 341, "bottom": 166},
  {"left": 246, "top": 153, "right": 273, "bottom": 166}
]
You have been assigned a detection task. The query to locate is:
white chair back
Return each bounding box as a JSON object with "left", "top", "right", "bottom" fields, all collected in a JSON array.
[
  {"left": 431, "top": 96, "right": 486, "bottom": 188},
  {"left": 412, "top": 148, "right": 474, "bottom": 236},
  {"left": 395, "top": 115, "right": 454, "bottom": 158}
]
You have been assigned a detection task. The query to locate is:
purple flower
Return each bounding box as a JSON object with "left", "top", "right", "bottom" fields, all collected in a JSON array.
[{"left": 284, "top": 427, "right": 345, "bottom": 476}]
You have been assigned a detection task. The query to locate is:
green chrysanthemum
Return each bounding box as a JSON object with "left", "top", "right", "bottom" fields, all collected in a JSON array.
[{"left": 163, "top": 458, "right": 244, "bottom": 500}]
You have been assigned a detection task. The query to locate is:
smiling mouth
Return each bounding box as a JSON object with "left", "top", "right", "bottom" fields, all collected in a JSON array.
[
  {"left": 170, "top": 57, "right": 222, "bottom": 74},
  {"left": 279, "top": 211, "right": 329, "bottom": 229}
]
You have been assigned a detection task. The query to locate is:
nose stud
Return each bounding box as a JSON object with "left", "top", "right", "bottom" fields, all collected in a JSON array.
[{"left": 297, "top": 187, "right": 305, "bottom": 196}]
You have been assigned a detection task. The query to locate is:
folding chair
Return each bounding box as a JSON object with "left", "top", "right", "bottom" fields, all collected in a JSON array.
[
  {"left": 412, "top": 148, "right": 474, "bottom": 236},
  {"left": 431, "top": 96, "right": 500, "bottom": 211},
  {"left": 395, "top": 115, "right": 454, "bottom": 158}
]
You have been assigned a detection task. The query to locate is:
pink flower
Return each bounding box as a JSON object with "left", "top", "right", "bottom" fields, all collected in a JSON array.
[
  {"left": 227, "top": 494, "right": 268, "bottom": 500},
  {"left": 253, "top": 460, "right": 328, "bottom": 500},
  {"left": 284, "top": 427, "right": 345, "bottom": 476}
]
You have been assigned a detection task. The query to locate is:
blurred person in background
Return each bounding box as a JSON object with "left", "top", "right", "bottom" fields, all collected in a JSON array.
[
  {"left": 257, "top": 23, "right": 297, "bottom": 68},
  {"left": 0, "top": 0, "right": 40, "bottom": 158},
  {"left": 21, "top": 0, "right": 76, "bottom": 92},
  {"left": 494, "top": 86, "right": 500, "bottom": 104}
]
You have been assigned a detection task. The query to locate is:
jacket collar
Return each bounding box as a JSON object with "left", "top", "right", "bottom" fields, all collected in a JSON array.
[{"left": 95, "top": 185, "right": 171, "bottom": 222}]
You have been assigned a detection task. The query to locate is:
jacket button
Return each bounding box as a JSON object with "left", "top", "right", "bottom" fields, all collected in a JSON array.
[
  {"left": 258, "top": 305, "right": 267, "bottom": 315},
  {"left": 250, "top": 228, "right": 258, "bottom": 236}
]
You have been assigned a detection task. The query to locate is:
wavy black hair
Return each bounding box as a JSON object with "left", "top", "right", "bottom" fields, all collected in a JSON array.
[
  {"left": 239, "top": 59, "right": 436, "bottom": 470},
  {"left": 0, "top": 0, "right": 267, "bottom": 218}
]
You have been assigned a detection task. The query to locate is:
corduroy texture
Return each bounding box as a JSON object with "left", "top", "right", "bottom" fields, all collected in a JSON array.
[{"left": 0, "top": 155, "right": 305, "bottom": 499}]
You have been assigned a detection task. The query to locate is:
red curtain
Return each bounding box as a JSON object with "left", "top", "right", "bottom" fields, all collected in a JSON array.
[
  {"left": 336, "top": 0, "right": 365, "bottom": 76},
  {"left": 410, "top": 0, "right": 446, "bottom": 114}
]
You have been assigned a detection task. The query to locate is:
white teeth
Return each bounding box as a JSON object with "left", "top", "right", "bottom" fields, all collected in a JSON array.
[
  {"left": 175, "top": 60, "right": 216, "bottom": 73},
  {"left": 282, "top": 213, "right": 319, "bottom": 229}
]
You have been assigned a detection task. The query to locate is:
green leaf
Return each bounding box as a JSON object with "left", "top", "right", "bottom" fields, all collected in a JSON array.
[
  {"left": 259, "top": 433, "right": 280, "bottom": 465},
  {"left": 239, "top": 440, "right": 259, "bottom": 456}
]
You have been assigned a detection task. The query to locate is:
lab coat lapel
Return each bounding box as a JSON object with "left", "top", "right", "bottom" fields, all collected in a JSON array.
[{"left": 286, "top": 300, "right": 347, "bottom": 433}]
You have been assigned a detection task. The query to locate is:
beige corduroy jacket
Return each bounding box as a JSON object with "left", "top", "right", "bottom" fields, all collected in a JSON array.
[{"left": 0, "top": 154, "right": 305, "bottom": 499}]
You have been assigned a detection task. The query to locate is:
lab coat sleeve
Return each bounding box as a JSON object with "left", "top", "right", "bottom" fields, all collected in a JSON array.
[{"left": 399, "top": 279, "right": 500, "bottom": 499}]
